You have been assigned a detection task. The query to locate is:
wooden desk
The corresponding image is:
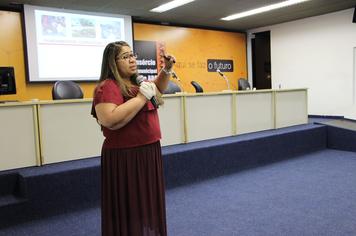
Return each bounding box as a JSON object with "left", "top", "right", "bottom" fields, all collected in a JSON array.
[
  {"left": 0, "top": 102, "right": 40, "bottom": 171},
  {"left": 36, "top": 99, "right": 104, "bottom": 164},
  {"left": 0, "top": 88, "right": 308, "bottom": 169}
]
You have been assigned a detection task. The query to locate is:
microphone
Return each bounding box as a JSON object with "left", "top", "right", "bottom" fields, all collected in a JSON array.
[
  {"left": 171, "top": 71, "right": 180, "bottom": 81},
  {"left": 216, "top": 69, "right": 224, "bottom": 77},
  {"left": 216, "top": 69, "right": 231, "bottom": 90},
  {"left": 134, "top": 74, "right": 159, "bottom": 108}
]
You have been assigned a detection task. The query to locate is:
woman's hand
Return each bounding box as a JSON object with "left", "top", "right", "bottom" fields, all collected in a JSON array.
[
  {"left": 163, "top": 54, "right": 176, "bottom": 71},
  {"left": 139, "top": 81, "right": 157, "bottom": 101},
  {"left": 154, "top": 53, "right": 176, "bottom": 93}
]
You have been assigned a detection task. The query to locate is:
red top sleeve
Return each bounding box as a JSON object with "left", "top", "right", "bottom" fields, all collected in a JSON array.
[{"left": 93, "top": 79, "right": 123, "bottom": 105}]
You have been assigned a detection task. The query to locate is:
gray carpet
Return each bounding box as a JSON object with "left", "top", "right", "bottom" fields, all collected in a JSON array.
[{"left": 1, "top": 149, "right": 356, "bottom": 236}]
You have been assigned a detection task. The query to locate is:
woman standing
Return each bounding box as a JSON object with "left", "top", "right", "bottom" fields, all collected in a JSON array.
[{"left": 91, "top": 41, "right": 175, "bottom": 236}]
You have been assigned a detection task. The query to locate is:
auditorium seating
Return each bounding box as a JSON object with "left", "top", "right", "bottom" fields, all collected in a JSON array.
[
  {"left": 52, "top": 81, "right": 84, "bottom": 100},
  {"left": 238, "top": 78, "right": 251, "bottom": 90},
  {"left": 163, "top": 80, "right": 181, "bottom": 94},
  {"left": 190, "top": 81, "right": 203, "bottom": 93}
]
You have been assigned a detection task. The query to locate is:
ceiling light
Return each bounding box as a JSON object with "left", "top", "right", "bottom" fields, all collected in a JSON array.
[
  {"left": 221, "top": 0, "right": 310, "bottom": 21},
  {"left": 150, "top": 0, "right": 195, "bottom": 13}
]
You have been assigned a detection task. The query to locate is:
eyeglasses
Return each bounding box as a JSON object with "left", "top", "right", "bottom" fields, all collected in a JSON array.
[{"left": 116, "top": 52, "right": 138, "bottom": 61}]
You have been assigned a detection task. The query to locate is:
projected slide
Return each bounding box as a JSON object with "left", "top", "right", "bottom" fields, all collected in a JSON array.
[{"left": 24, "top": 5, "right": 133, "bottom": 82}]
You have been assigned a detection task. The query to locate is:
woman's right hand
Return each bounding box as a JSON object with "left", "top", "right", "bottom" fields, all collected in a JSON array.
[
  {"left": 139, "top": 82, "right": 156, "bottom": 101},
  {"left": 96, "top": 82, "right": 155, "bottom": 130}
]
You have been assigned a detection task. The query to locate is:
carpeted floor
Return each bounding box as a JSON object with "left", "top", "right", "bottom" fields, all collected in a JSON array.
[{"left": 1, "top": 149, "right": 356, "bottom": 236}]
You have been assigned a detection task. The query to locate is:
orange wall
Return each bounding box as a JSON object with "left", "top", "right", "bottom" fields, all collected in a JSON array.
[
  {"left": 134, "top": 23, "right": 247, "bottom": 93},
  {"left": 0, "top": 12, "right": 247, "bottom": 102},
  {"left": 0, "top": 10, "right": 96, "bottom": 102}
]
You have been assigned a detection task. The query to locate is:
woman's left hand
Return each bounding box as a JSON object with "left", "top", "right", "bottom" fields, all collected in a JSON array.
[{"left": 163, "top": 54, "right": 176, "bottom": 71}]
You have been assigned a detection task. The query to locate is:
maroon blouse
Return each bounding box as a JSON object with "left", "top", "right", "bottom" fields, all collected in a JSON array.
[{"left": 92, "top": 79, "right": 161, "bottom": 149}]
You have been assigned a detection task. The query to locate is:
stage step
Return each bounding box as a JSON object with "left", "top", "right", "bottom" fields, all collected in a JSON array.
[
  {"left": 0, "top": 195, "right": 27, "bottom": 208},
  {"left": 315, "top": 119, "right": 356, "bottom": 153},
  {"left": 327, "top": 125, "right": 356, "bottom": 152},
  {"left": 0, "top": 173, "right": 18, "bottom": 195},
  {"left": 0, "top": 173, "right": 27, "bottom": 214}
]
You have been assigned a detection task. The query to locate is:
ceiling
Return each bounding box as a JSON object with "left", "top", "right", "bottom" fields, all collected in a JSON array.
[{"left": 1, "top": 0, "right": 356, "bottom": 31}]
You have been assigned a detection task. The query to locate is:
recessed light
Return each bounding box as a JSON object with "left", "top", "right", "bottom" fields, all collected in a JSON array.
[
  {"left": 150, "top": 0, "right": 195, "bottom": 13},
  {"left": 221, "top": 0, "right": 310, "bottom": 21}
]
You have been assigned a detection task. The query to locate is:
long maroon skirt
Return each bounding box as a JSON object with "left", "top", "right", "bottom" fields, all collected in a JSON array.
[{"left": 101, "top": 141, "right": 167, "bottom": 236}]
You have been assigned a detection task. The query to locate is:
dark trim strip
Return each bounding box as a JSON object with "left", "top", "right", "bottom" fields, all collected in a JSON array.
[
  {"left": 308, "top": 115, "right": 344, "bottom": 119},
  {"left": 0, "top": 4, "right": 22, "bottom": 12}
]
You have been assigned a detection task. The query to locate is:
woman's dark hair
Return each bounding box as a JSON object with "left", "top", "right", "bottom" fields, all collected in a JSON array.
[{"left": 99, "top": 41, "right": 135, "bottom": 97}]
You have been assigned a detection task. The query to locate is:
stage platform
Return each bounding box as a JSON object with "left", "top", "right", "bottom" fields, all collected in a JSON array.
[{"left": 1, "top": 119, "right": 356, "bottom": 235}]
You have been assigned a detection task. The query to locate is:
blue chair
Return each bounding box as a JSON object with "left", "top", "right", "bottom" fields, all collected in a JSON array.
[
  {"left": 238, "top": 78, "right": 251, "bottom": 90},
  {"left": 190, "top": 81, "right": 203, "bottom": 93},
  {"left": 163, "top": 80, "right": 181, "bottom": 94}
]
